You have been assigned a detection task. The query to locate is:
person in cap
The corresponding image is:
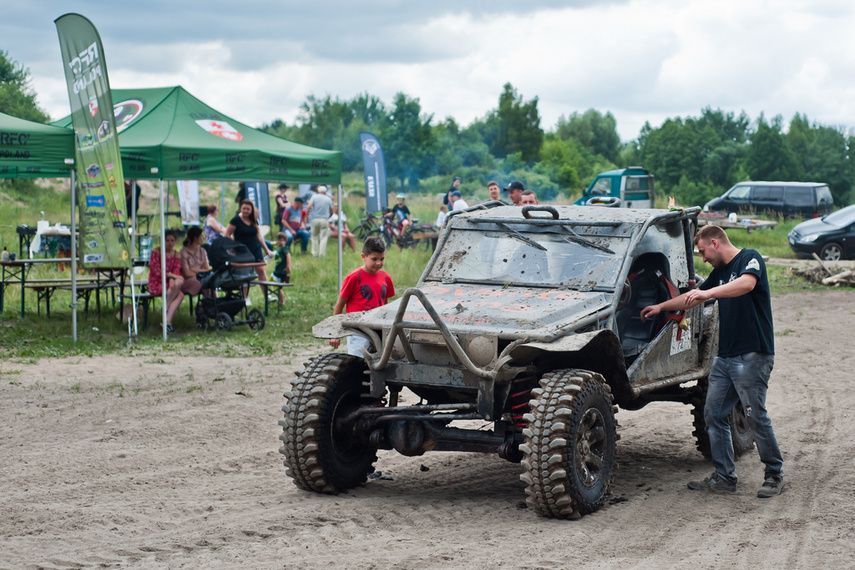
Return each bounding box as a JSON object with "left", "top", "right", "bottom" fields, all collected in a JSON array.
[
  {"left": 504, "top": 180, "right": 525, "bottom": 206},
  {"left": 306, "top": 185, "right": 334, "bottom": 257},
  {"left": 520, "top": 189, "right": 539, "bottom": 206},
  {"left": 386, "top": 192, "right": 412, "bottom": 232},
  {"left": 444, "top": 176, "right": 462, "bottom": 207},
  {"left": 450, "top": 190, "right": 469, "bottom": 211}
]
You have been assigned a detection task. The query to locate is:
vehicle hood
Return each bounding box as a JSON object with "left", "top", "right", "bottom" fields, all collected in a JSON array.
[
  {"left": 325, "top": 283, "right": 614, "bottom": 341},
  {"left": 790, "top": 216, "right": 837, "bottom": 236}
]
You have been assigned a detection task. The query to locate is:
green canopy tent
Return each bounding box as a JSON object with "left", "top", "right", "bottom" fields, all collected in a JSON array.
[
  {"left": 0, "top": 111, "right": 74, "bottom": 179},
  {"left": 52, "top": 86, "right": 341, "bottom": 183},
  {"left": 54, "top": 86, "right": 344, "bottom": 339}
]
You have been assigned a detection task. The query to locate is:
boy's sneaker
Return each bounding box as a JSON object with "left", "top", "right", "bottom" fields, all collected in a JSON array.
[
  {"left": 687, "top": 472, "right": 737, "bottom": 493},
  {"left": 166, "top": 324, "right": 174, "bottom": 334},
  {"left": 757, "top": 476, "right": 785, "bottom": 498},
  {"left": 267, "top": 293, "right": 278, "bottom": 302}
]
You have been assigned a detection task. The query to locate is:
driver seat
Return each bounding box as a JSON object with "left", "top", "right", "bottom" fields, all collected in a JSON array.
[{"left": 616, "top": 268, "right": 673, "bottom": 358}]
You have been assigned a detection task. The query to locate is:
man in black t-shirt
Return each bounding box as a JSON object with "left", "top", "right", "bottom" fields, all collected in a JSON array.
[{"left": 641, "top": 224, "right": 784, "bottom": 498}]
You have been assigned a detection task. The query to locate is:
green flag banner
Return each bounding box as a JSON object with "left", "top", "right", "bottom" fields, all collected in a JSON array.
[{"left": 55, "top": 13, "right": 130, "bottom": 269}]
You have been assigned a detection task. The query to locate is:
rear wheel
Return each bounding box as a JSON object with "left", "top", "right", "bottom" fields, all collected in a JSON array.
[
  {"left": 279, "top": 354, "right": 379, "bottom": 493},
  {"left": 520, "top": 369, "right": 618, "bottom": 519},
  {"left": 196, "top": 311, "right": 208, "bottom": 331},
  {"left": 215, "top": 311, "right": 233, "bottom": 331},
  {"left": 691, "top": 382, "right": 755, "bottom": 459},
  {"left": 247, "top": 308, "right": 265, "bottom": 331}
]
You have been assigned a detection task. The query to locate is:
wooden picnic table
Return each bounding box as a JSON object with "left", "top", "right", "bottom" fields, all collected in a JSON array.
[
  {"left": 1, "top": 258, "right": 137, "bottom": 318},
  {"left": 697, "top": 214, "right": 778, "bottom": 233}
]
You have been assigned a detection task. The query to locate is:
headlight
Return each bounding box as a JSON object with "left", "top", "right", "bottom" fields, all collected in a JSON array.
[{"left": 800, "top": 233, "right": 821, "bottom": 243}]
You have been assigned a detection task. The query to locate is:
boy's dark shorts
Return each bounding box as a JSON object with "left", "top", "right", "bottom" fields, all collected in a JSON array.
[{"left": 273, "top": 271, "right": 290, "bottom": 283}]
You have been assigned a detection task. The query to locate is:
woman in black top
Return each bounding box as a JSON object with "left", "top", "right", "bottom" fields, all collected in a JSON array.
[{"left": 225, "top": 199, "right": 272, "bottom": 294}]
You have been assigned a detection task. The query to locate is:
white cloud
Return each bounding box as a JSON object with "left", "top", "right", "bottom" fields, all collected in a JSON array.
[{"left": 11, "top": 0, "right": 855, "bottom": 140}]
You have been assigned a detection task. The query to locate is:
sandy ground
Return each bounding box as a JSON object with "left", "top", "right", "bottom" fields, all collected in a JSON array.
[{"left": 1, "top": 290, "right": 854, "bottom": 569}]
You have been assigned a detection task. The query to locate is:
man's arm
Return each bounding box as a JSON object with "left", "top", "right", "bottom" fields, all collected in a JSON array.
[{"left": 641, "top": 274, "right": 758, "bottom": 322}]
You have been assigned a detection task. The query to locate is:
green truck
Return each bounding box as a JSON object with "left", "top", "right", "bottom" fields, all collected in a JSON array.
[{"left": 574, "top": 166, "right": 656, "bottom": 208}]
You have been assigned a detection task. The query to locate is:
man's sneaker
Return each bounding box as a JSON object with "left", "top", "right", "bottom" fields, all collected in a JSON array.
[
  {"left": 687, "top": 472, "right": 737, "bottom": 493},
  {"left": 757, "top": 476, "right": 785, "bottom": 498}
]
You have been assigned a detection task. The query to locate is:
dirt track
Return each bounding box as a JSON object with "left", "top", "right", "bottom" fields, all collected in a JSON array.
[{"left": 1, "top": 290, "right": 854, "bottom": 569}]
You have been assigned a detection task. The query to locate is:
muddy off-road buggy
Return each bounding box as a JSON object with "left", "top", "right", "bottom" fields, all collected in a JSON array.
[{"left": 279, "top": 204, "right": 753, "bottom": 519}]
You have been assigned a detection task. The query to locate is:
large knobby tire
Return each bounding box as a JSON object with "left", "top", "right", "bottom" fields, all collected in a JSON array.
[
  {"left": 520, "top": 370, "right": 618, "bottom": 519},
  {"left": 691, "top": 387, "right": 755, "bottom": 459},
  {"left": 279, "top": 354, "right": 378, "bottom": 494}
]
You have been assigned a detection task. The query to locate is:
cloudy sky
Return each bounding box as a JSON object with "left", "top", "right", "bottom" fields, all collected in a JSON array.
[{"left": 4, "top": 0, "right": 855, "bottom": 141}]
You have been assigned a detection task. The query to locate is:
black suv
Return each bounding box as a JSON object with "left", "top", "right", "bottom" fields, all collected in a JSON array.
[{"left": 705, "top": 181, "right": 833, "bottom": 218}]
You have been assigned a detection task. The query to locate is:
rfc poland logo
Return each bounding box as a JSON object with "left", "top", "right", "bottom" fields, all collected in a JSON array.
[
  {"left": 362, "top": 138, "right": 380, "bottom": 156},
  {"left": 88, "top": 97, "right": 99, "bottom": 117},
  {"left": 195, "top": 120, "right": 243, "bottom": 141}
]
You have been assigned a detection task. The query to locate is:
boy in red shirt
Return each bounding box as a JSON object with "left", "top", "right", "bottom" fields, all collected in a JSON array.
[{"left": 329, "top": 237, "right": 395, "bottom": 355}]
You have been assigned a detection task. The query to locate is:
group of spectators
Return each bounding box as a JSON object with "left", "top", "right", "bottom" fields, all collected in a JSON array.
[
  {"left": 434, "top": 177, "right": 540, "bottom": 229},
  {"left": 146, "top": 226, "right": 212, "bottom": 333}
]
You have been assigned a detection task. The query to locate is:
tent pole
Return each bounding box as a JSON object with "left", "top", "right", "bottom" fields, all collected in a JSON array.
[
  {"left": 69, "top": 167, "right": 78, "bottom": 344},
  {"left": 130, "top": 179, "right": 138, "bottom": 340},
  {"left": 337, "top": 184, "right": 343, "bottom": 292},
  {"left": 159, "top": 177, "right": 167, "bottom": 341},
  {"left": 221, "top": 181, "right": 225, "bottom": 225}
]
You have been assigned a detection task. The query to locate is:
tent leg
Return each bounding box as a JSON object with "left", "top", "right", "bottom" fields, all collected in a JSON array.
[{"left": 159, "top": 178, "right": 167, "bottom": 341}]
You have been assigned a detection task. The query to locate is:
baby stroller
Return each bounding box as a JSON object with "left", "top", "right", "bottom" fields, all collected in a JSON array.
[{"left": 195, "top": 237, "right": 265, "bottom": 331}]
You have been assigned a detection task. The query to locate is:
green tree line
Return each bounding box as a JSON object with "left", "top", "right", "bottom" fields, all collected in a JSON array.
[{"left": 3, "top": 50, "right": 853, "bottom": 206}]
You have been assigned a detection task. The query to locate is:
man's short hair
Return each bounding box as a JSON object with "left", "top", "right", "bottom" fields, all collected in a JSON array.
[
  {"left": 276, "top": 232, "right": 289, "bottom": 241},
  {"left": 694, "top": 224, "right": 730, "bottom": 246},
  {"left": 363, "top": 236, "right": 386, "bottom": 255},
  {"left": 294, "top": 197, "right": 303, "bottom": 204},
  {"left": 487, "top": 180, "right": 499, "bottom": 188},
  {"left": 521, "top": 190, "right": 537, "bottom": 198}
]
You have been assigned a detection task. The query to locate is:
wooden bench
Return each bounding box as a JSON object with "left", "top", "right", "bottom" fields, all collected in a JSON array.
[
  {"left": 57, "top": 282, "right": 118, "bottom": 317},
  {"left": 23, "top": 278, "right": 99, "bottom": 317},
  {"left": 249, "top": 280, "right": 294, "bottom": 316}
]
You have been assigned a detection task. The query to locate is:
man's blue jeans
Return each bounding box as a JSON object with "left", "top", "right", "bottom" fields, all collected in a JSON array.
[
  {"left": 704, "top": 352, "right": 783, "bottom": 484},
  {"left": 285, "top": 228, "right": 310, "bottom": 252}
]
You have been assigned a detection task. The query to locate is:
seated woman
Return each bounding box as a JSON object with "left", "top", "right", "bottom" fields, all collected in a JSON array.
[
  {"left": 148, "top": 229, "right": 184, "bottom": 333},
  {"left": 329, "top": 203, "right": 358, "bottom": 252},
  {"left": 204, "top": 205, "right": 227, "bottom": 245},
  {"left": 180, "top": 226, "right": 211, "bottom": 297}
]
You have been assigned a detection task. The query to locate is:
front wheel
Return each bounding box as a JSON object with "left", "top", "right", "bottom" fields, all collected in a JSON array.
[
  {"left": 247, "top": 308, "right": 265, "bottom": 331},
  {"left": 279, "top": 354, "right": 379, "bottom": 493},
  {"left": 520, "top": 369, "right": 618, "bottom": 519},
  {"left": 819, "top": 242, "right": 843, "bottom": 261}
]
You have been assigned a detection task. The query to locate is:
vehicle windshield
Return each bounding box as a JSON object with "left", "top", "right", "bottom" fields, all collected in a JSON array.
[
  {"left": 822, "top": 205, "right": 855, "bottom": 226},
  {"left": 426, "top": 224, "right": 633, "bottom": 290}
]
